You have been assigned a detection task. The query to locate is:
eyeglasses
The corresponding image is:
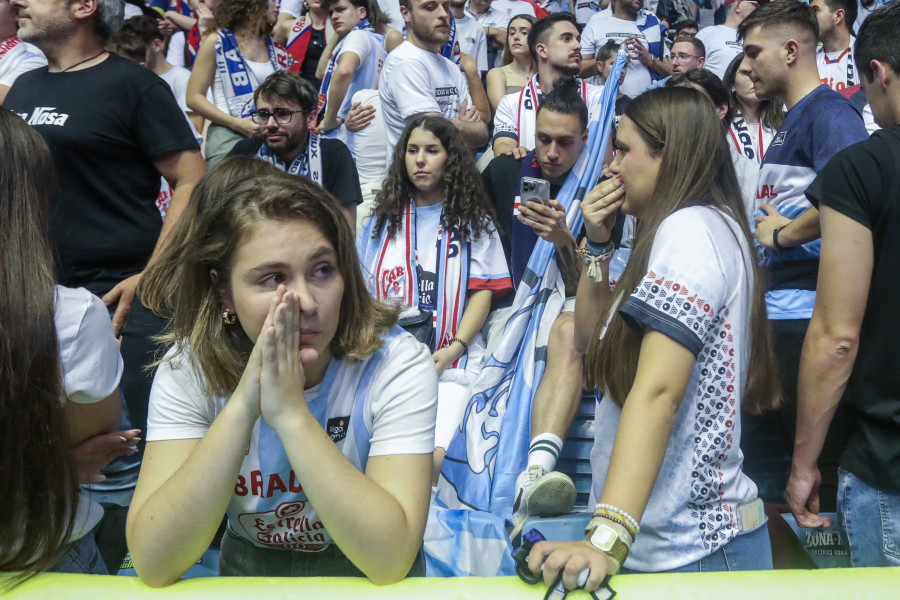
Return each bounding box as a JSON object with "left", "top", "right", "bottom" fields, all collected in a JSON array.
[
  {"left": 251, "top": 108, "right": 306, "bottom": 125},
  {"left": 672, "top": 53, "right": 701, "bottom": 61}
]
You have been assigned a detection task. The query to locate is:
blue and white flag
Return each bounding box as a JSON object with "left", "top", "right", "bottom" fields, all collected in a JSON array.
[{"left": 425, "top": 50, "right": 627, "bottom": 577}]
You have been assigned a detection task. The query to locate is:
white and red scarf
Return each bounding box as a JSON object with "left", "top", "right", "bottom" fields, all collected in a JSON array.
[
  {"left": 358, "top": 202, "right": 470, "bottom": 368},
  {"left": 517, "top": 74, "right": 588, "bottom": 149}
]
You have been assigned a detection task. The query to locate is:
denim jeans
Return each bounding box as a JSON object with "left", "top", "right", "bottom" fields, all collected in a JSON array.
[
  {"left": 49, "top": 533, "right": 108, "bottom": 575},
  {"left": 219, "top": 524, "right": 426, "bottom": 578},
  {"left": 620, "top": 522, "right": 773, "bottom": 574},
  {"left": 838, "top": 468, "right": 900, "bottom": 567}
]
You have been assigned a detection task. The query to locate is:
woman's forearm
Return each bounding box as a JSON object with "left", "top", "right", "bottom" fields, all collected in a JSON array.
[
  {"left": 573, "top": 259, "right": 612, "bottom": 353},
  {"left": 126, "top": 402, "right": 256, "bottom": 587},
  {"left": 274, "top": 412, "right": 430, "bottom": 584},
  {"left": 597, "top": 330, "right": 695, "bottom": 521}
]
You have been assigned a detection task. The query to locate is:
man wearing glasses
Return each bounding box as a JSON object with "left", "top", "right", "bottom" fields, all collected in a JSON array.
[
  {"left": 695, "top": 0, "right": 764, "bottom": 80},
  {"left": 669, "top": 34, "right": 705, "bottom": 74},
  {"left": 231, "top": 71, "right": 363, "bottom": 230}
]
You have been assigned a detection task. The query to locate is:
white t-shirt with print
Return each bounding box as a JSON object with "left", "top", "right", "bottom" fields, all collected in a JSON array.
[
  {"left": 147, "top": 331, "right": 437, "bottom": 550},
  {"left": 379, "top": 41, "right": 472, "bottom": 168},
  {"left": 695, "top": 24, "right": 742, "bottom": 80},
  {"left": 455, "top": 12, "right": 489, "bottom": 73},
  {"left": 589, "top": 206, "right": 759, "bottom": 572},
  {"left": 816, "top": 38, "right": 858, "bottom": 93},
  {"left": 581, "top": 15, "right": 661, "bottom": 99}
]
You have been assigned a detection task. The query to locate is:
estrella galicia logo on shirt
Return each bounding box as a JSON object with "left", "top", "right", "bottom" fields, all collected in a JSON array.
[
  {"left": 326, "top": 416, "right": 350, "bottom": 443},
  {"left": 19, "top": 107, "right": 70, "bottom": 126},
  {"left": 772, "top": 131, "right": 787, "bottom": 147}
]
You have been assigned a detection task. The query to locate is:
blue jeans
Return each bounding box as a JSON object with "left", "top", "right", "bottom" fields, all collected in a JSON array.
[
  {"left": 838, "top": 468, "right": 900, "bottom": 567},
  {"left": 49, "top": 534, "right": 108, "bottom": 575},
  {"left": 621, "top": 523, "right": 773, "bottom": 574}
]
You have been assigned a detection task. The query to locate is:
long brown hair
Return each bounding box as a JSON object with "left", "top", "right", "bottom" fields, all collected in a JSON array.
[
  {"left": 140, "top": 157, "right": 399, "bottom": 399},
  {"left": 723, "top": 53, "right": 786, "bottom": 132},
  {"left": 0, "top": 108, "right": 78, "bottom": 579},
  {"left": 584, "top": 88, "right": 780, "bottom": 415},
  {"left": 372, "top": 116, "right": 498, "bottom": 244},
  {"left": 502, "top": 14, "right": 536, "bottom": 67}
]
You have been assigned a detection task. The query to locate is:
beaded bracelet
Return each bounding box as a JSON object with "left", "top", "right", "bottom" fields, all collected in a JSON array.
[
  {"left": 594, "top": 503, "right": 640, "bottom": 537},
  {"left": 449, "top": 337, "right": 469, "bottom": 352}
]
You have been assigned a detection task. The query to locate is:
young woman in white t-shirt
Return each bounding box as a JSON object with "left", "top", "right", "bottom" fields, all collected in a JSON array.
[
  {"left": 357, "top": 117, "right": 513, "bottom": 483},
  {"left": 127, "top": 158, "right": 437, "bottom": 585},
  {"left": 0, "top": 108, "right": 125, "bottom": 580},
  {"left": 527, "top": 87, "right": 780, "bottom": 592}
]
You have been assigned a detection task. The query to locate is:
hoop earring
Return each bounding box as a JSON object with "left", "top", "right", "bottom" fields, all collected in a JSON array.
[{"left": 222, "top": 309, "right": 237, "bottom": 325}]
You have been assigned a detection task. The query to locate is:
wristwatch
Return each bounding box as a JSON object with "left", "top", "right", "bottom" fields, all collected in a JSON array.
[{"left": 588, "top": 521, "right": 629, "bottom": 566}]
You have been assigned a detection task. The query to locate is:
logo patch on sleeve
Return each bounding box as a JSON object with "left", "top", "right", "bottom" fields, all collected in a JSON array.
[{"left": 326, "top": 416, "right": 350, "bottom": 443}]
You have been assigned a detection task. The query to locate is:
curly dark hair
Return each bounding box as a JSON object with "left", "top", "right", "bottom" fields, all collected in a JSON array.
[
  {"left": 372, "top": 116, "right": 498, "bottom": 244},
  {"left": 214, "top": 0, "right": 272, "bottom": 36}
]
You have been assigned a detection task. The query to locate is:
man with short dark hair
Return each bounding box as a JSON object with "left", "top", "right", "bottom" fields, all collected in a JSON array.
[
  {"left": 378, "top": 0, "right": 487, "bottom": 160},
  {"left": 230, "top": 70, "right": 362, "bottom": 229},
  {"left": 670, "top": 33, "right": 705, "bottom": 74},
  {"left": 737, "top": 0, "right": 868, "bottom": 508},
  {"left": 0, "top": 0, "right": 45, "bottom": 104},
  {"left": 4, "top": 0, "right": 206, "bottom": 502},
  {"left": 483, "top": 77, "right": 595, "bottom": 540},
  {"left": 580, "top": 0, "right": 671, "bottom": 97},
  {"left": 316, "top": 0, "right": 386, "bottom": 137},
  {"left": 786, "top": 1, "right": 900, "bottom": 566},
  {"left": 493, "top": 13, "right": 603, "bottom": 159},
  {"left": 811, "top": 0, "right": 858, "bottom": 91},
  {"left": 696, "top": 0, "right": 763, "bottom": 80}
]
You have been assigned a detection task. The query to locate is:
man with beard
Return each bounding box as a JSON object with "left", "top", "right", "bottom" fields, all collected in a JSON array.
[
  {"left": 231, "top": 71, "right": 362, "bottom": 230},
  {"left": 0, "top": 0, "right": 46, "bottom": 104},
  {"left": 580, "top": 0, "right": 670, "bottom": 98},
  {"left": 811, "top": 0, "right": 858, "bottom": 92},
  {"left": 493, "top": 13, "right": 603, "bottom": 159},
  {"left": 378, "top": 0, "right": 488, "bottom": 161}
]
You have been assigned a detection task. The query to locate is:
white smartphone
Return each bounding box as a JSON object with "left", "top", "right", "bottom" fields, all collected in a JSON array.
[{"left": 520, "top": 176, "right": 551, "bottom": 207}]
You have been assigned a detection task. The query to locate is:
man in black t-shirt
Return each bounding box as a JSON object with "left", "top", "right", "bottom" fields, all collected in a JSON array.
[
  {"left": 4, "top": 0, "right": 206, "bottom": 502},
  {"left": 785, "top": 3, "right": 900, "bottom": 567},
  {"left": 229, "top": 71, "right": 362, "bottom": 230}
]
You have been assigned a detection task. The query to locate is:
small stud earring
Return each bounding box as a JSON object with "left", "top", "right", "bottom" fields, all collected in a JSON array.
[{"left": 222, "top": 309, "right": 237, "bottom": 325}]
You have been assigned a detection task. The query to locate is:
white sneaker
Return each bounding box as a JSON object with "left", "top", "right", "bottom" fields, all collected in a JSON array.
[{"left": 510, "top": 465, "right": 576, "bottom": 546}]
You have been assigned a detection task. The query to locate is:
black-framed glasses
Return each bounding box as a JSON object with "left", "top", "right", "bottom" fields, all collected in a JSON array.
[{"left": 251, "top": 108, "right": 306, "bottom": 125}]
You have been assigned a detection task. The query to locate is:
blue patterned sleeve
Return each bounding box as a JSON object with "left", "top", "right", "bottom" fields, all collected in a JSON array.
[{"left": 617, "top": 210, "right": 729, "bottom": 356}]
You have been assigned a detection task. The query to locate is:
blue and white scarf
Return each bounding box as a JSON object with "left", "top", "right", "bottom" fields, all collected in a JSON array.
[
  {"left": 357, "top": 202, "right": 470, "bottom": 365},
  {"left": 214, "top": 29, "right": 289, "bottom": 118},
  {"left": 425, "top": 49, "right": 627, "bottom": 578},
  {"left": 255, "top": 131, "right": 323, "bottom": 186},
  {"left": 317, "top": 19, "right": 382, "bottom": 123}
]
